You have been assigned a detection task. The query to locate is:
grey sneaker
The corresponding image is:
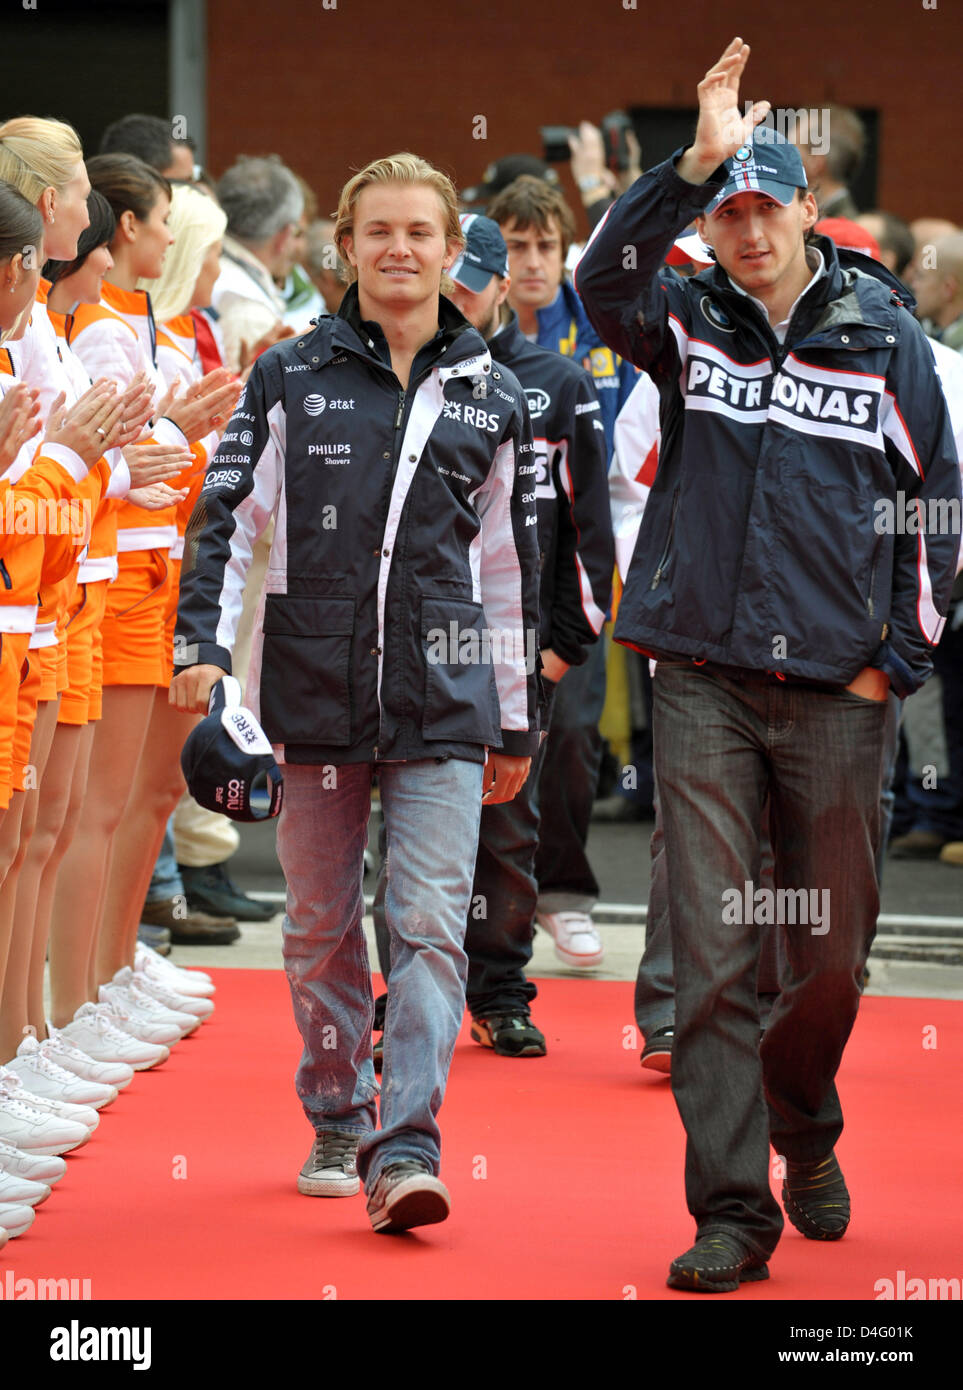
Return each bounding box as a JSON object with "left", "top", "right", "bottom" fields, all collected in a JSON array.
[
  {"left": 297, "top": 1130, "right": 361, "bottom": 1197},
  {"left": 366, "top": 1160, "right": 450, "bottom": 1233}
]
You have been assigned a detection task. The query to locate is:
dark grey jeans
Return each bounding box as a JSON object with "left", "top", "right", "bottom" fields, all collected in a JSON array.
[{"left": 652, "top": 663, "right": 887, "bottom": 1258}]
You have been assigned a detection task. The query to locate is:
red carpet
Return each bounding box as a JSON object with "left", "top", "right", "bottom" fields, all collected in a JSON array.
[{"left": 6, "top": 973, "right": 961, "bottom": 1300}]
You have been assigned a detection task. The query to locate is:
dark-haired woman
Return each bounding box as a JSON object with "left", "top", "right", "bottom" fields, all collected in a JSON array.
[{"left": 67, "top": 154, "right": 236, "bottom": 1023}]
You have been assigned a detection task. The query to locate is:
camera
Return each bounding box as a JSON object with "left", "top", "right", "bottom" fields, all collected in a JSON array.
[{"left": 540, "top": 111, "right": 635, "bottom": 173}]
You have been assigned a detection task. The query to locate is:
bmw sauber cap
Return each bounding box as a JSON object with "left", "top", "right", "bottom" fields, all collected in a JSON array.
[
  {"left": 705, "top": 126, "right": 808, "bottom": 214},
  {"left": 180, "top": 676, "right": 283, "bottom": 822}
]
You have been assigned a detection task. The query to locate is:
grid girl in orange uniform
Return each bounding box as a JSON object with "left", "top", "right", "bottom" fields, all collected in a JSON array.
[{"left": 66, "top": 154, "right": 237, "bottom": 998}]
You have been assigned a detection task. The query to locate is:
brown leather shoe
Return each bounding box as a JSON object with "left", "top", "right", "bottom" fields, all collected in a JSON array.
[
  {"left": 141, "top": 898, "right": 240, "bottom": 945},
  {"left": 939, "top": 841, "right": 963, "bottom": 866},
  {"left": 888, "top": 830, "right": 946, "bottom": 859}
]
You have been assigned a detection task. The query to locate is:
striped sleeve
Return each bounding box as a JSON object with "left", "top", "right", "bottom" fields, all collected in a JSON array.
[
  {"left": 472, "top": 385, "right": 541, "bottom": 754},
  {"left": 873, "top": 315, "right": 962, "bottom": 697},
  {"left": 174, "top": 357, "right": 283, "bottom": 672}
]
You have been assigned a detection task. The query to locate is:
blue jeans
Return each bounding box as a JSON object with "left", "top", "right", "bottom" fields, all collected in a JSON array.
[
  {"left": 275, "top": 757, "right": 484, "bottom": 1188},
  {"left": 653, "top": 664, "right": 887, "bottom": 1259}
]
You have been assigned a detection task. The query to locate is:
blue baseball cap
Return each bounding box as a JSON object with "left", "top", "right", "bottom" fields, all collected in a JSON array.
[
  {"left": 449, "top": 213, "right": 510, "bottom": 292},
  {"left": 180, "top": 676, "right": 283, "bottom": 822},
  {"left": 705, "top": 126, "right": 808, "bottom": 215}
]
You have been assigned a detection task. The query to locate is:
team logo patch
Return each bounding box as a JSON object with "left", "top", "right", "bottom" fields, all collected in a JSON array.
[
  {"left": 303, "top": 394, "right": 326, "bottom": 416},
  {"left": 524, "top": 387, "right": 551, "bottom": 420},
  {"left": 239, "top": 430, "right": 254, "bottom": 446},
  {"left": 700, "top": 296, "right": 736, "bottom": 332}
]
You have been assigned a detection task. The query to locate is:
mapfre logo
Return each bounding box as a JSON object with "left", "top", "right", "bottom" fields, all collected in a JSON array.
[{"left": 303, "top": 394, "right": 326, "bottom": 416}]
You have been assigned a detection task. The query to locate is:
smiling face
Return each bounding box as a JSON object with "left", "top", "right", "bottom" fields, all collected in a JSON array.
[
  {"left": 342, "top": 182, "right": 458, "bottom": 315},
  {"left": 697, "top": 189, "right": 818, "bottom": 302},
  {"left": 500, "top": 217, "right": 564, "bottom": 311}
]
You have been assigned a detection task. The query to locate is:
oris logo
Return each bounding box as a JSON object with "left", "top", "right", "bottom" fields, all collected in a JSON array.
[
  {"left": 524, "top": 388, "right": 550, "bottom": 420},
  {"left": 303, "top": 394, "right": 327, "bottom": 416},
  {"left": 239, "top": 430, "right": 254, "bottom": 446}
]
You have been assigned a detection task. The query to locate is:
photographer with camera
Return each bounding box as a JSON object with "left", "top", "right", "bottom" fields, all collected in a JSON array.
[{"left": 552, "top": 115, "right": 643, "bottom": 232}]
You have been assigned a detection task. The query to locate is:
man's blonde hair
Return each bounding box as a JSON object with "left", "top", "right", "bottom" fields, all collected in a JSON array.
[
  {"left": 334, "top": 152, "right": 464, "bottom": 286},
  {"left": 0, "top": 116, "right": 83, "bottom": 202}
]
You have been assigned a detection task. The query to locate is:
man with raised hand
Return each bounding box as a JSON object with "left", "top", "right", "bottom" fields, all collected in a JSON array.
[
  {"left": 171, "top": 154, "right": 540, "bottom": 1235},
  {"left": 577, "top": 39, "right": 960, "bottom": 1290}
]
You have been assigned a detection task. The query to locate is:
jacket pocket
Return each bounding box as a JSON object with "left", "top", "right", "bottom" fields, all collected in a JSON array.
[
  {"left": 421, "top": 597, "right": 502, "bottom": 745},
  {"left": 259, "top": 594, "right": 355, "bottom": 745}
]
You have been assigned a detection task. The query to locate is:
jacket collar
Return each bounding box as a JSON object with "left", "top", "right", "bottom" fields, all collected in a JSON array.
[
  {"left": 294, "top": 283, "right": 484, "bottom": 375},
  {"left": 489, "top": 308, "right": 527, "bottom": 359},
  {"left": 700, "top": 234, "right": 904, "bottom": 343}
]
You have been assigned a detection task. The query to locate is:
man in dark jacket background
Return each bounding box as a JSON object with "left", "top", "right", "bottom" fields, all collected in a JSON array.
[
  {"left": 577, "top": 39, "right": 960, "bottom": 1290},
  {"left": 171, "top": 154, "right": 540, "bottom": 1236}
]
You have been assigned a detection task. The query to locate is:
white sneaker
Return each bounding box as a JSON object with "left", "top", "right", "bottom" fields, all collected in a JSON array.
[
  {"left": 0, "top": 1138, "right": 67, "bottom": 1186},
  {"left": 0, "top": 1069, "right": 98, "bottom": 1133},
  {"left": 0, "top": 1167, "right": 50, "bottom": 1207},
  {"left": 535, "top": 911, "right": 605, "bottom": 968},
  {"left": 97, "top": 986, "right": 184, "bottom": 1046},
  {"left": 134, "top": 973, "right": 214, "bottom": 1022},
  {"left": 61, "top": 1003, "right": 169, "bottom": 1071},
  {"left": 43, "top": 1024, "right": 134, "bottom": 1091},
  {"left": 0, "top": 1079, "right": 90, "bottom": 1156},
  {"left": 135, "top": 944, "right": 215, "bottom": 996},
  {"left": 0, "top": 1201, "right": 36, "bottom": 1238},
  {"left": 6, "top": 1036, "right": 117, "bottom": 1110},
  {"left": 103, "top": 968, "right": 197, "bottom": 1036}
]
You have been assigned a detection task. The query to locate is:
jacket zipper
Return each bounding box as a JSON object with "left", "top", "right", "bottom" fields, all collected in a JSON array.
[
  {"left": 650, "top": 490, "right": 680, "bottom": 590},
  {"left": 0, "top": 558, "right": 12, "bottom": 591},
  {"left": 867, "top": 548, "right": 881, "bottom": 617}
]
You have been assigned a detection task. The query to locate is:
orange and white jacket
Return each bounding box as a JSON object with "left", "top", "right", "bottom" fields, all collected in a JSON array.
[
  {"left": 68, "top": 282, "right": 194, "bottom": 555},
  {"left": 156, "top": 314, "right": 214, "bottom": 561}
]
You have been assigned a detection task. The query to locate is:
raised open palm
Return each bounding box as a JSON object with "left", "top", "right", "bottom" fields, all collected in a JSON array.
[{"left": 692, "top": 38, "right": 771, "bottom": 168}]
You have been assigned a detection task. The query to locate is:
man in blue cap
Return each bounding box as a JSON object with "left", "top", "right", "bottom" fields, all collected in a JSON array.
[{"left": 577, "top": 38, "right": 960, "bottom": 1289}]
